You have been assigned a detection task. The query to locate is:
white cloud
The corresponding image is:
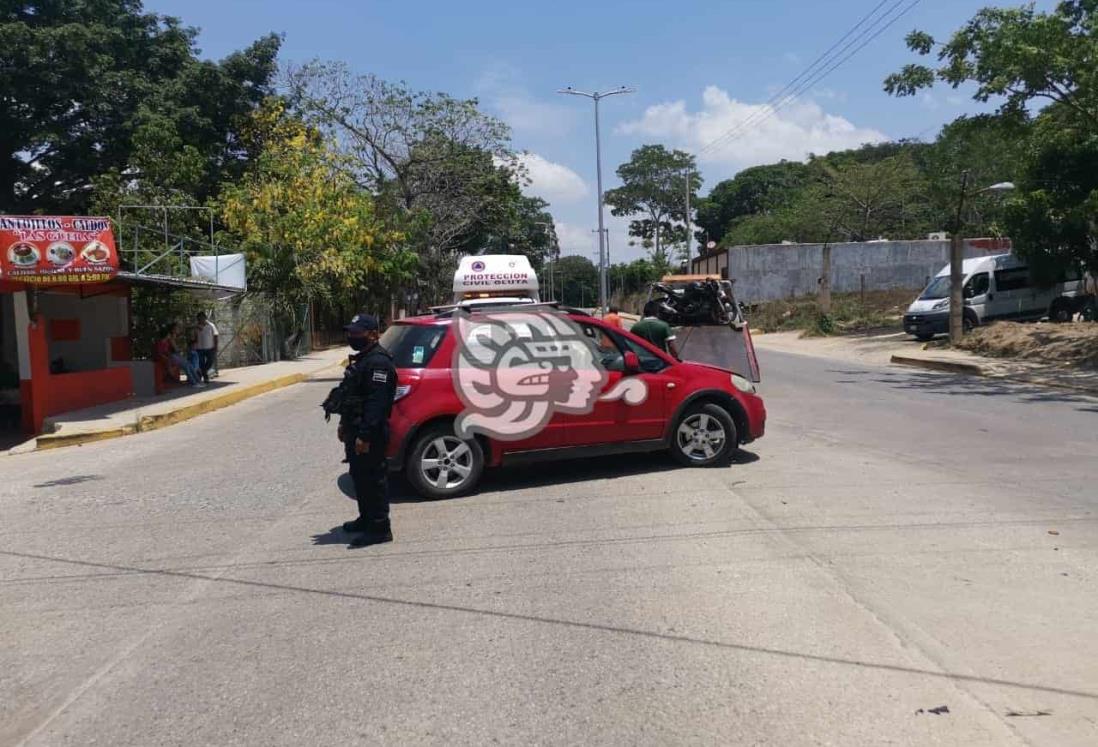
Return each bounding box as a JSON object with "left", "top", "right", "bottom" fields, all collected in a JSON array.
[
  {"left": 618, "top": 85, "right": 888, "bottom": 175},
  {"left": 476, "top": 66, "right": 578, "bottom": 138},
  {"left": 517, "top": 152, "right": 589, "bottom": 204},
  {"left": 554, "top": 220, "right": 598, "bottom": 256}
]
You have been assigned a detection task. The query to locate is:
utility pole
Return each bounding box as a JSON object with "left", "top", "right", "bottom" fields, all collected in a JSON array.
[
  {"left": 949, "top": 176, "right": 1015, "bottom": 344},
  {"left": 558, "top": 86, "right": 635, "bottom": 315},
  {"left": 684, "top": 167, "right": 693, "bottom": 260},
  {"left": 949, "top": 171, "right": 970, "bottom": 345}
]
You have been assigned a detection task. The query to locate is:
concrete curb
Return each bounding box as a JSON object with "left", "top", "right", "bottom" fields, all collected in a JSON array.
[
  {"left": 33, "top": 362, "right": 344, "bottom": 452},
  {"left": 891, "top": 354, "right": 1098, "bottom": 398},
  {"left": 890, "top": 355, "right": 985, "bottom": 376}
]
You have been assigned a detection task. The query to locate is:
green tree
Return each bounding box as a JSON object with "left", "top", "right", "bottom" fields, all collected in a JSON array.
[
  {"left": 555, "top": 255, "right": 598, "bottom": 308},
  {"left": 814, "top": 153, "right": 930, "bottom": 241},
  {"left": 604, "top": 145, "right": 701, "bottom": 267},
  {"left": 885, "top": 0, "right": 1098, "bottom": 272},
  {"left": 695, "top": 161, "right": 810, "bottom": 246},
  {"left": 0, "top": 1, "right": 280, "bottom": 213},
  {"left": 284, "top": 62, "right": 524, "bottom": 302},
  {"left": 918, "top": 114, "right": 1028, "bottom": 238},
  {"left": 1004, "top": 114, "right": 1098, "bottom": 277},
  {"left": 218, "top": 102, "right": 411, "bottom": 342}
]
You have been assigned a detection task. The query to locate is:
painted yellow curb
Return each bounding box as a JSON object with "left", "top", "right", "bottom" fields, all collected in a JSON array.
[
  {"left": 36, "top": 426, "right": 137, "bottom": 451},
  {"left": 136, "top": 372, "right": 307, "bottom": 433},
  {"left": 32, "top": 365, "right": 341, "bottom": 452}
]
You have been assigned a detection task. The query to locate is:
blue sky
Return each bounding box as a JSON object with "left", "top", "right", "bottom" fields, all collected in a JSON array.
[{"left": 148, "top": 0, "right": 1051, "bottom": 261}]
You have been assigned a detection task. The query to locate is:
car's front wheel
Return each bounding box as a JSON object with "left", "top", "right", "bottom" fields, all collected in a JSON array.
[
  {"left": 670, "top": 403, "right": 738, "bottom": 467},
  {"left": 405, "top": 424, "right": 484, "bottom": 499}
]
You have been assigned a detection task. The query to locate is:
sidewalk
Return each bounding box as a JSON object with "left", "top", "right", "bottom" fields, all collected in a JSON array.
[
  {"left": 753, "top": 330, "right": 1098, "bottom": 397},
  {"left": 13, "top": 347, "right": 347, "bottom": 453}
]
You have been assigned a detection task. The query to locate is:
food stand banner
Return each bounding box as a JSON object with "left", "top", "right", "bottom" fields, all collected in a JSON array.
[{"left": 1, "top": 215, "right": 119, "bottom": 284}]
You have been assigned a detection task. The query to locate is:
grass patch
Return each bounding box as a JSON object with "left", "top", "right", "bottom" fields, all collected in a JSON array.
[{"left": 748, "top": 289, "right": 916, "bottom": 336}]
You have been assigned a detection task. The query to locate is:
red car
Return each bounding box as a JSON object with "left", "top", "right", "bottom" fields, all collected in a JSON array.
[{"left": 379, "top": 306, "right": 766, "bottom": 499}]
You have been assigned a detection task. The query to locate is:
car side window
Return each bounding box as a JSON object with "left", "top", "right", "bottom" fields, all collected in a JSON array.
[
  {"left": 964, "top": 272, "right": 990, "bottom": 298},
  {"left": 994, "top": 267, "right": 1031, "bottom": 292},
  {"left": 613, "top": 332, "right": 669, "bottom": 373},
  {"left": 580, "top": 323, "right": 624, "bottom": 372}
]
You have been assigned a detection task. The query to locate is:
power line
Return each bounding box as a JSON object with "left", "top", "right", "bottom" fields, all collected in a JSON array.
[
  {"left": 699, "top": 0, "right": 924, "bottom": 156},
  {"left": 699, "top": 0, "right": 893, "bottom": 156}
]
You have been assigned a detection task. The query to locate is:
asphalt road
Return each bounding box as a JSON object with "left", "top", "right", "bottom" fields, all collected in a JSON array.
[{"left": 2, "top": 349, "right": 1096, "bottom": 746}]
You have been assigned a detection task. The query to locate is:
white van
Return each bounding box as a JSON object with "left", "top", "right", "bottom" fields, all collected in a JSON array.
[
  {"left": 450, "top": 255, "right": 540, "bottom": 309},
  {"left": 903, "top": 253, "right": 1082, "bottom": 340}
]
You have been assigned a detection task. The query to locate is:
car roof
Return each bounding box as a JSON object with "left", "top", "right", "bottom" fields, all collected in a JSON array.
[
  {"left": 393, "top": 302, "right": 593, "bottom": 326},
  {"left": 935, "top": 252, "right": 1017, "bottom": 276}
]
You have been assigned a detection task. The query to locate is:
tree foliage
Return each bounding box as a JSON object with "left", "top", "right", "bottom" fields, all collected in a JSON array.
[
  {"left": 886, "top": 0, "right": 1098, "bottom": 273},
  {"left": 0, "top": 1, "right": 280, "bottom": 213},
  {"left": 694, "top": 161, "right": 810, "bottom": 246},
  {"left": 604, "top": 145, "right": 701, "bottom": 266},
  {"left": 218, "top": 101, "right": 411, "bottom": 325},
  {"left": 555, "top": 255, "right": 598, "bottom": 308}
]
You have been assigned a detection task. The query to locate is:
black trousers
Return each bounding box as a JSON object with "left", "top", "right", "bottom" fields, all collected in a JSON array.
[{"left": 345, "top": 436, "right": 390, "bottom": 525}]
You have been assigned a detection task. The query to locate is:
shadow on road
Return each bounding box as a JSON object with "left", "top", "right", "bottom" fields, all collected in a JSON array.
[
  {"left": 335, "top": 450, "right": 761, "bottom": 505},
  {"left": 829, "top": 366, "right": 1097, "bottom": 410},
  {"left": 482, "top": 449, "right": 760, "bottom": 493},
  {"left": 311, "top": 526, "right": 354, "bottom": 546}
]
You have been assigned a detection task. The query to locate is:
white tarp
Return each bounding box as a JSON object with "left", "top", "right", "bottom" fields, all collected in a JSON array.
[{"left": 189, "top": 253, "right": 247, "bottom": 291}]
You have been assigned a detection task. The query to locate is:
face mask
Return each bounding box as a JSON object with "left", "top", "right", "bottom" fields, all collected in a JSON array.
[{"left": 347, "top": 336, "right": 368, "bottom": 351}]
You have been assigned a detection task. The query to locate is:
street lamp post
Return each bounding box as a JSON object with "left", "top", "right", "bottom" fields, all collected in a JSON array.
[
  {"left": 949, "top": 176, "right": 1015, "bottom": 344},
  {"left": 558, "top": 86, "right": 634, "bottom": 314}
]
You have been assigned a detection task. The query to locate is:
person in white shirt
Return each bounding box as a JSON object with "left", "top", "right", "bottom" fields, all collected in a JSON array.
[{"left": 194, "top": 312, "right": 219, "bottom": 384}]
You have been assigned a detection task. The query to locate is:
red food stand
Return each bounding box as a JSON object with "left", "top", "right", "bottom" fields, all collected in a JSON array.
[{"left": 1, "top": 216, "right": 133, "bottom": 436}]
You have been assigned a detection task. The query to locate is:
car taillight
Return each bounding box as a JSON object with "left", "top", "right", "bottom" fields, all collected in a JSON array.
[{"left": 394, "top": 384, "right": 412, "bottom": 401}]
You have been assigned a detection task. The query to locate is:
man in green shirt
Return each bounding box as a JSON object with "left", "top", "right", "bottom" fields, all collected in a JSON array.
[{"left": 630, "top": 301, "right": 679, "bottom": 358}]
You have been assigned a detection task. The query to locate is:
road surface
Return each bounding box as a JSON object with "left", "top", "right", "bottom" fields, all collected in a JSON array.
[{"left": 2, "top": 348, "right": 1096, "bottom": 745}]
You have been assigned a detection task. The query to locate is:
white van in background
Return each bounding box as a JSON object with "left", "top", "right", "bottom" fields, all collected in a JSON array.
[{"left": 903, "top": 253, "right": 1082, "bottom": 341}]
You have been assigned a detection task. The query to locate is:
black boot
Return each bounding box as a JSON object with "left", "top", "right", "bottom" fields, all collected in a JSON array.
[
  {"left": 349, "top": 521, "right": 392, "bottom": 548},
  {"left": 342, "top": 519, "right": 367, "bottom": 533}
]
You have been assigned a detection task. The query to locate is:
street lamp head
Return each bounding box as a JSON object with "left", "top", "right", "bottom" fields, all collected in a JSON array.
[{"left": 986, "top": 181, "right": 1016, "bottom": 193}]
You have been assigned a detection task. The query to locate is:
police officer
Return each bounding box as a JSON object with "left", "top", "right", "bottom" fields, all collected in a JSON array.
[{"left": 338, "top": 313, "right": 397, "bottom": 547}]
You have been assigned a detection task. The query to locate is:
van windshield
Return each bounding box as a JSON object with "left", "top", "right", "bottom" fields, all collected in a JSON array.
[{"left": 919, "top": 276, "right": 952, "bottom": 300}]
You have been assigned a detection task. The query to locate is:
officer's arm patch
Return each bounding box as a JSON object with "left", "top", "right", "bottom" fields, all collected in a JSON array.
[{"left": 371, "top": 370, "right": 389, "bottom": 383}]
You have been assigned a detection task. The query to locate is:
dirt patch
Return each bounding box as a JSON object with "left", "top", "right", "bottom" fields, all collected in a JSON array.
[
  {"left": 955, "top": 321, "right": 1098, "bottom": 370},
  {"left": 748, "top": 289, "right": 916, "bottom": 336}
]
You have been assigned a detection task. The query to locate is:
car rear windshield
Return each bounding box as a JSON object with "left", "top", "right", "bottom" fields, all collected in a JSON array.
[{"left": 380, "top": 323, "right": 447, "bottom": 368}]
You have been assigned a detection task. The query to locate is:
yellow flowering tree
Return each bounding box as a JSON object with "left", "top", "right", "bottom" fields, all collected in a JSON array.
[{"left": 219, "top": 100, "right": 413, "bottom": 329}]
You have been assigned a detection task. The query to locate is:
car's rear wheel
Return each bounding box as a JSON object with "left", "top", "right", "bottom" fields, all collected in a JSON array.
[
  {"left": 670, "top": 403, "right": 738, "bottom": 467},
  {"left": 1050, "top": 299, "right": 1074, "bottom": 323},
  {"left": 405, "top": 425, "right": 484, "bottom": 499}
]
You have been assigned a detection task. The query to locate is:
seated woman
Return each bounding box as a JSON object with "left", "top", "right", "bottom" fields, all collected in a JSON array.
[{"left": 155, "top": 323, "right": 200, "bottom": 386}]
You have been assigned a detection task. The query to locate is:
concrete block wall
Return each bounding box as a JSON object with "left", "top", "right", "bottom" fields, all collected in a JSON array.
[{"left": 720, "top": 239, "right": 1008, "bottom": 303}]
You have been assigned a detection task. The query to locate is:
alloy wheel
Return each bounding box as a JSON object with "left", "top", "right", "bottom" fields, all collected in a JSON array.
[
  {"left": 676, "top": 412, "right": 728, "bottom": 462},
  {"left": 419, "top": 436, "right": 475, "bottom": 491}
]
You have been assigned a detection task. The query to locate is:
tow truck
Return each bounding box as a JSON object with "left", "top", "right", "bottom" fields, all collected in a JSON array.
[{"left": 645, "top": 274, "right": 761, "bottom": 384}]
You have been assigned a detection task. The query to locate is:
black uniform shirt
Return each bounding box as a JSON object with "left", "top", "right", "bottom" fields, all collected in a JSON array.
[{"left": 350, "top": 343, "right": 397, "bottom": 441}]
